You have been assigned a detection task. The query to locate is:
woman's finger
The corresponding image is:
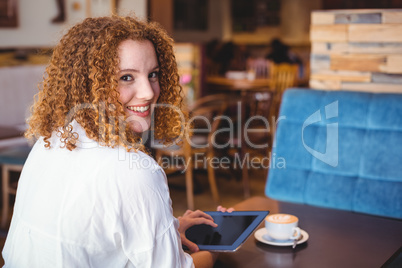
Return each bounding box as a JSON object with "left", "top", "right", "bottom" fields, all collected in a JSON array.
[
  {"left": 217, "top": 206, "right": 235, "bottom": 213},
  {"left": 217, "top": 205, "right": 225, "bottom": 212},
  {"left": 188, "top": 217, "right": 218, "bottom": 228},
  {"left": 181, "top": 236, "right": 199, "bottom": 252},
  {"left": 182, "top": 209, "right": 193, "bottom": 217},
  {"left": 188, "top": 210, "right": 214, "bottom": 221}
]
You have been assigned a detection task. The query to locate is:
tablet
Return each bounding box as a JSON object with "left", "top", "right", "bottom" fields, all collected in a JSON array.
[
  {"left": 381, "top": 246, "right": 402, "bottom": 268},
  {"left": 184, "top": 210, "right": 269, "bottom": 252}
]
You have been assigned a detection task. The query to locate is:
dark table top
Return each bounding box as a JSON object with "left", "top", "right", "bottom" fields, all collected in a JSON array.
[{"left": 215, "top": 201, "right": 402, "bottom": 268}]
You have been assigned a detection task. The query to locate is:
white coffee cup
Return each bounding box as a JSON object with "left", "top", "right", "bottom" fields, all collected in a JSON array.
[{"left": 265, "top": 213, "right": 301, "bottom": 241}]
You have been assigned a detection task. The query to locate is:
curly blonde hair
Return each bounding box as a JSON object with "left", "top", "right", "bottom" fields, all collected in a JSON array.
[{"left": 25, "top": 15, "right": 187, "bottom": 153}]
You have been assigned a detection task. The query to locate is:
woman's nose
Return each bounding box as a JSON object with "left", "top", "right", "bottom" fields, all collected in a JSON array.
[{"left": 136, "top": 79, "right": 155, "bottom": 100}]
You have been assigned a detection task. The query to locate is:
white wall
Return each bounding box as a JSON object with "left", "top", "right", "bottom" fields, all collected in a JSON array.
[
  {"left": 0, "top": 0, "right": 147, "bottom": 49},
  {"left": 0, "top": 65, "right": 45, "bottom": 126}
]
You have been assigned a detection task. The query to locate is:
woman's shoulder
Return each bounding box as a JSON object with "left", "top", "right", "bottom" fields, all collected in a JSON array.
[
  {"left": 109, "top": 149, "right": 167, "bottom": 192},
  {"left": 34, "top": 131, "right": 163, "bottom": 179},
  {"left": 112, "top": 149, "right": 162, "bottom": 174},
  {"left": 110, "top": 149, "right": 171, "bottom": 210}
]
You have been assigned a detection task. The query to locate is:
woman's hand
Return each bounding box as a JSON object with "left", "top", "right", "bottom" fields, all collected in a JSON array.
[
  {"left": 178, "top": 207, "right": 235, "bottom": 252},
  {"left": 178, "top": 210, "right": 217, "bottom": 252},
  {"left": 216, "top": 205, "right": 235, "bottom": 213}
]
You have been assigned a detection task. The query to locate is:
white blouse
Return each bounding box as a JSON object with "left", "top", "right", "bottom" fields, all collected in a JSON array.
[{"left": 2, "top": 121, "right": 194, "bottom": 268}]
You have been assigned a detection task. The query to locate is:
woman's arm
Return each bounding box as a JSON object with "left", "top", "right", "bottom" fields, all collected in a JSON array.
[{"left": 191, "top": 251, "right": 219, "bottom": 268}]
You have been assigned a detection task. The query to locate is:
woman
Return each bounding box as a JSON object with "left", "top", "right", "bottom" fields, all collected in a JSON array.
[{"left": 2, "top": 16, "right": 221, "bottom": 267}]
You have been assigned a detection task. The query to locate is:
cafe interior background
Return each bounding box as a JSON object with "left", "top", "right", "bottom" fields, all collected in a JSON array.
[{"left": 1, "top": 0, "right": 402, "bottom": 265}]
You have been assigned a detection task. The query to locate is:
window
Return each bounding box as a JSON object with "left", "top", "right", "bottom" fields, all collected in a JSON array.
[
  {"left": 232, "top": 0, "right": 280, "bottom": 32},
  {"left": 0, "top": 0, "right": 18, "bottom": 27},
  {"left": 174, "top": 0, "right": 208, "bottom": 31}
]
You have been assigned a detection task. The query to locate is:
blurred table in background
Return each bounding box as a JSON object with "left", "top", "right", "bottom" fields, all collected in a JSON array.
[{"left": 206, "top": 76, "right": 271, "bottom": 91}]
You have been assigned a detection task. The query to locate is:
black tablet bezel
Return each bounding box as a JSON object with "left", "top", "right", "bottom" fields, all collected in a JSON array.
[{"left": 185, "top": 210, "right": 269, "bottom": 252}]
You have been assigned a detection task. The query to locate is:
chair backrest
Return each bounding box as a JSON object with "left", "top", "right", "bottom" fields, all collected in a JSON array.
[
  {"left": 268, "top": 63, "right": 299, "bottom": 125},
  {"left": 266, "top": 88, "right": 402, "bottom": 219},
  {"left": 269, "top": 63, "right": 298, "bottom": 94},
  {"left": 189, "top": 94, "right": 240, "bottom": 149},
  {"left": 0, "top": 145, "right": 32, "bottom": 166}
]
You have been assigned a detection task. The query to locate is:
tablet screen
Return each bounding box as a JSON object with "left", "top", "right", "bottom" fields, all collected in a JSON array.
[{"left": 185, "top": 211, "right": 269, "bottom": 252}]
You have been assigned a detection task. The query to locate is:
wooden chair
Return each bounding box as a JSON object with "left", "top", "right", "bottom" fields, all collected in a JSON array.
[
  {"left": 268, "top": 63, "right": 299, "bottom": 141},
  {"left": 245, "top": 58, "right": 273, "bottom": 122},
  {"left": 243, "top": 62, "right": 298, "bottom": 146},
  {"left": 237, "top": 91, "right": 274, "bottom": 196},
  {"left": 154, "top": 94, "right": 236, "bottom": 210},
  {"left": 234, "top": 63, "right": 298, "bottom": 190},
  {"left": 269, "top": 63, "right": 299, "bottom": 119}
]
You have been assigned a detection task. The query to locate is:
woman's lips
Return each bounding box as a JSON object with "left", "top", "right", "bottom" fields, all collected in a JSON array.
[{"left": 126, "top": 104, "right": 151, "bottom": 117}]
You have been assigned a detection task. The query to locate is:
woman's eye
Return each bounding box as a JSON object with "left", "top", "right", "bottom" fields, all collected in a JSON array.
[
  {"left": 149, "top": 71, "right": 159, "bottom": 80},
  {"left": 120, "top": 75, "right": 133, "bottom": 81}
]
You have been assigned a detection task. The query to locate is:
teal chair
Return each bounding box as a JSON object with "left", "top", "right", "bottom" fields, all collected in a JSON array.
[
  {"left": 0, "top": 145, "right": 32, "bottom": 227},
  {"left": 266, "top": 89, "right": 402, "bottom": 219}
]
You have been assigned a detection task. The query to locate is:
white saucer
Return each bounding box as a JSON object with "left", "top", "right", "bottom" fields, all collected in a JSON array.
[{"left": 254, "top": 228, "right": 309, "bottom": 246}]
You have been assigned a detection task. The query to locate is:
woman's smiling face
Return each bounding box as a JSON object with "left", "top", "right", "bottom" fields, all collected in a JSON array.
[{"left": 117, "top": 39, "right": 160, "bottom": 133}]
